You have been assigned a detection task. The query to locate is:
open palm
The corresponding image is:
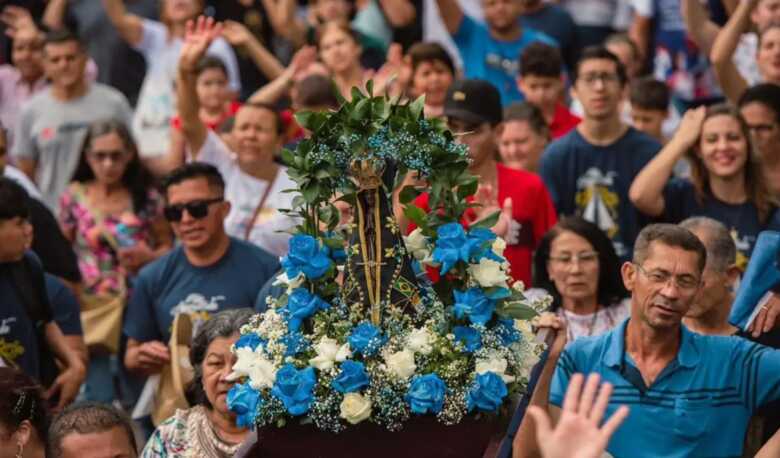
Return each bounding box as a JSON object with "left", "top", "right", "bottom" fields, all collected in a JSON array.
[
  {"left": 527, "top": 373, "right": 629, "bottom": 458},
  {"left": 180, "top": 16, "right": 223, "bottom": 72}
]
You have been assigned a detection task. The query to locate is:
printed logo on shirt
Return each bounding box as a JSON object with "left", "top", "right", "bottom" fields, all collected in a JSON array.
[
  {"left": 731, "top": 229, "right": 753, "bottom": 271},
  {"left": 574, "top": 168, "right": 624, "bottom": 256},
  {"left": 0, "top": 318, "right": 24, "bottom": 366},
  {"left": 170, "top": 294, "right": 225, "bottom": 331}
]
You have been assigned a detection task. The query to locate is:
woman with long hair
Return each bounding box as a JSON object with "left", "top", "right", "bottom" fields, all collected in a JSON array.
[
  {"left": 59, "top": 119, "right": 172, "bottom": 403},
  {"left": 630, "top": 104, "right": 780, "bottom": 268},
  {"left": 531, "top": 216, "right": 629, "bottom": 341}
]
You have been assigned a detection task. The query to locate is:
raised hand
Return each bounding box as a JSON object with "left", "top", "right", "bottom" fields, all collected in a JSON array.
[
  {"left": 289, "top": 45, "right": 318, "bottom": 78},
  {"left": 1, "top": 6, "right": 38, "bottom": 39},
  {"left": 671, "top": 106, "right": 707, "bottom": 149},
  {"left": 221, "top": 20, "right": 253, "bottom": 47},
  {"left": 527, "top": 373, "right": 629, "bottom": 458},
  {"left": 180, "top": 16, "right": 223, "bottom": 73}
]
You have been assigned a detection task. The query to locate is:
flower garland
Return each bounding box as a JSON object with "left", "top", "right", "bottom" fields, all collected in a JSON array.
[{"left": 226, "top": 87, "right": 550, "bottom": 433}]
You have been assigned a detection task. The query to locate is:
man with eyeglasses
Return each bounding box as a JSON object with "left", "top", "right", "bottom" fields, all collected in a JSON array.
[
  {"left": 408, "top": 79, "right": 557, "bottom": 287},
  {"left": 520, "top": 224, "right": 780, "bottom": 458},
  {"left": 435, "top": 0, "right": 556, "bottom": 105},
  {"left": 539, "top": 46, "right": 661, "bottom": 263},
  {"left": 123, "top": 163, "right": 279, "bottom": 377}
]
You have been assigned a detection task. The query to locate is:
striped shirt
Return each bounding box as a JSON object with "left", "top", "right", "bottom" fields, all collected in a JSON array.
[{"left": 550, "top": 319, "right": 780, "bottom": 458}]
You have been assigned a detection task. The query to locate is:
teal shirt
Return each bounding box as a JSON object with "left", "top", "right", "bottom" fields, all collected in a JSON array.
[{"left": 550, "top": 319, "right": 780, "bottom": 458}]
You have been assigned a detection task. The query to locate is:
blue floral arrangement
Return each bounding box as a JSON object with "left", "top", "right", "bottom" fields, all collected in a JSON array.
[{"left": 226, "top": 87, "right": 548, "bottom": 433}]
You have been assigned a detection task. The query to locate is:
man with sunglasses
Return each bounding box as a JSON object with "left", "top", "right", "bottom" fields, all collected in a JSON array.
[
  {"left": 123, "top": 163, "right": 279, "bottom": 377},
  {"left": 519, "top": 224, "right": 780, "bottom": 458},
  {"left": 539, "top": 46, "right": 661, "bottom": 263},
  {"left": 408, "top": 79, "right": 557, "bottom": 287}
]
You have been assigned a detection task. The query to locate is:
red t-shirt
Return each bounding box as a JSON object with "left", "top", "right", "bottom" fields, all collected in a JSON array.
[
  {"left": 550, "top": 103, "right": 581, "bottom": 139},
  {"left": 411, "top": 163, "right": 557, "bottom": 286}
]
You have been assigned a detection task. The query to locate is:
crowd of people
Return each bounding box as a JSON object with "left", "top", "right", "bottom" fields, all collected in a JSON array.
[{"left": 1, "top": 0, "right": 780, "bottom": 457}]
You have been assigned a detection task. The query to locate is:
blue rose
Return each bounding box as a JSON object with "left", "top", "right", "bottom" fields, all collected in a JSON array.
[
  {"left": 331, "top": 360, "right": 370, "bottom": 393},
  {"left": 453, "top": 288, "right": 496, "bottom": 325},
  {"left": 282, "top": 235, "right": 333, "bottom": 280},
  {"left": 495, "top": 318, "right": 520, "bottom": 345},
  {"left": 467, "top": 372, "right": 508, "bottom": 412},
  {"left": 466, "top": 228, "right": 504, "bottom": 263},
  {"left": 453, "top": 326, "right": 482, "bottom": 352},
  {"left": 271, "top": 364, "right": 317, "bottom": 416},
  {"left": 432, "top": 223, "right": 469, "bottom": 274},
  {"left": 226, "top": 382, "right": 263, "bottom": 428},
  {"left": 280, "top": 331, "right": 309, "bottom": 356},
  {"left": 235, "top": 333, "right": 266, "bottom": 351},
  {"left": 283, "top": 288, "right": 330, "bottom": 331},
  {"left": 322, "top": 234, "right": 348, "bottom": 263},
  {"left": 348, "top": 322, "right": 386, "bottom": 356},
  {"left": 405, "top": 373, "right": 447, "bottom": 414}
]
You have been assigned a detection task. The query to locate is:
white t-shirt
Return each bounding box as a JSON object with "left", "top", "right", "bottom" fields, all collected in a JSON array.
[
  {"left": 133, "top": 19, "right": 241, "bottom": 157},
  {"left": 734, "top": 33, "right": 762, "bottom": 86},
  {"left": 196, "top": 131, "right": 297, "bottom": 257},
  {"left": 3, "top": 164, "right": 41, "bottom": 199},
  {"left": 558, "top": 0, "right": 617, "bottom": 27}
]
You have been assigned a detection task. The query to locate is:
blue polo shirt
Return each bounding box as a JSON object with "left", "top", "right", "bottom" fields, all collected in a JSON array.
[{"left": 550, "top": 319, "right": 780, "bottom": 458}]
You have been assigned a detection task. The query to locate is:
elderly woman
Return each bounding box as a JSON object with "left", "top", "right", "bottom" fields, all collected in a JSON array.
[
  {"left": 141, "top": 309, "right": 254, "bottom": 457},
  {"left": 0, "top": 367, "right": 49, "bottom": 458},
  {"left": 531, "top": 216, "right": 629, "bottom": 341}
]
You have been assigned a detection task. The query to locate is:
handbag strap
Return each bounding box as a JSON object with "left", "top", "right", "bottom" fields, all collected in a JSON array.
[{"left": 243, "top": 170, "right": 278, "bottom": 240}]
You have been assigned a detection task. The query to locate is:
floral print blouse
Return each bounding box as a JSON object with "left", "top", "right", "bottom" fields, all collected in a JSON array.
[
  {"left": 59, "top": 183, "right": 163, "bottom": 296},
  {"left": 141, "top": 406, "right": 243, "bottom": 458}
]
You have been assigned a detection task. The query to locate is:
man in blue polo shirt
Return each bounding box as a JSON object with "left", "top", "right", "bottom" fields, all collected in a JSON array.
[
  {"left": 538, "top": 224, "right": 780, "bottom": 458},
  {"left": 435, "top": 0, "right": 556, "bottom": 105}
]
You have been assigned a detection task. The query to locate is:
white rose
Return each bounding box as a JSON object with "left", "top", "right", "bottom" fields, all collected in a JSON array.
[
  {"left": 272, "top": 271, "right": 305, "bottom": 294},
  {"left": 403, "top": 228, "right": 430, "bottom": 261},
  {"left": 230, "top": 347, "right": 278, "bottom": 389},
  {"left": 385, "top": 349, "right": 417, "bottom": 379},
  {"left": 475, "top": 355, "right": 515, "bottom": 384},
  {"left": 468, "top": 258, "right": 510, "bottom": 289},
  {"left": 309, "top": 336, "right": 352, "bottom": 371},
  {"left": 514, "top": 319, "right": 536, "bottom": 342},
  {"left": 492, "top": 238, "right": 507, "bottom": 257},
  {"left": 340, "top": 393, "right": 372, "bottom": 424},
  {"left": 406, "top": 328, "right": 433, "bottom": 355}
]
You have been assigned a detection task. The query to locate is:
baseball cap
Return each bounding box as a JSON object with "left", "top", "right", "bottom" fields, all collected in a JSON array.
[{"left": 443, "top": 79, "right": 502, "bottom": 126}]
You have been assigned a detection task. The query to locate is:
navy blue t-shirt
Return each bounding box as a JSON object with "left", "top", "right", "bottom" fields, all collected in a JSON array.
[
  {"left": 45, "top": 273, "right": 82, "bottom": 336},
  {"left": 539, "top": 127, "right": 661, "bottom": 260},
  {"left": 663, "top": 178, "right": 780, "bottom": 267},
  {"left": 0, "top": 253, "right": 48, "bottom": 378},
  {"left": 124, "top": 238, "right": 280, "bottom": 343}
]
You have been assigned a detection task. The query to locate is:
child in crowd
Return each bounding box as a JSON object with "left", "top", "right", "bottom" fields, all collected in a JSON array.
[
  {"left": 516, "top": 42, "right": 580, "bottom": 139},
  {"left": 629, "top": 76, "right": 670, "bottom": 144},
  {"left": 169, "top": 56, "right": 240, "bottom": 168},
  {"left": 405, "top": 42, "right": 456, "bottom": 118}
]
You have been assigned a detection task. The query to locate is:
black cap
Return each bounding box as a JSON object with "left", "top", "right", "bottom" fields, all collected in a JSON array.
[{"left": 443, "top": 79, "right": 502, "bottom": 126}]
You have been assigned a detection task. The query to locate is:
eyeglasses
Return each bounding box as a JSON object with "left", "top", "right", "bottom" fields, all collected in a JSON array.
[
  {"left": 748, "top": 123, "right": 778, "bottom": 135},
  {"left": 549, "top": 251, "right": 599, "bottom": 265},
  {"left": 163, "top": 198, "right": 223, "bottom": 222},
  {"left": 88, "top": 149, "right": 127, "bottom": 163},
  {"left": 578, "top": 72, "right": 620, "bottom": 87},
  {"left": 633, "top": 263, "right": 700, "bottom": 291}
]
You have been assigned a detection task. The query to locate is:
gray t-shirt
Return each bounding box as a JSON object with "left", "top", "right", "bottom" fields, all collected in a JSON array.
[{"left": 11, "top": 83, "right": 132, "bottom": 211}]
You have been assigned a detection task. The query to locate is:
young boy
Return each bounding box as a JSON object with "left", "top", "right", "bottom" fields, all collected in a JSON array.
[
  {"left": 516, "top": 42, "right": 580, "bottom": 139},
  {"left": 629, "top": 76, "right": 671, "bottom": 144}
]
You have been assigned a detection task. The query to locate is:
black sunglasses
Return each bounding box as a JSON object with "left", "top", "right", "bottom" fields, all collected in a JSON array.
[{"left": 164, "top": 198, "right": 223, "bottom": 222}]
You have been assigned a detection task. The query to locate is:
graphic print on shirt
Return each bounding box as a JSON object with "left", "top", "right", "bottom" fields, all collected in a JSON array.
[
  {"left": 575, "top": 167, "right": 623, "bottom": 255},
  {"left": 0, "top": 317, "right": 24, "bottom": 366},
  {"left": 169, "top": 294, "right": 225, "bottom": 332},
  {"left": 731, "top": 229, "right": 753, "bottom": 271}
]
